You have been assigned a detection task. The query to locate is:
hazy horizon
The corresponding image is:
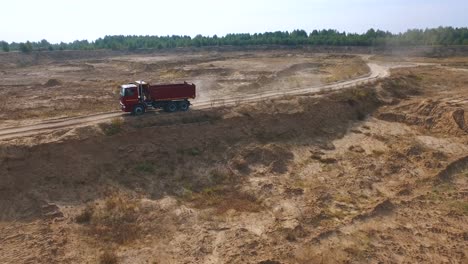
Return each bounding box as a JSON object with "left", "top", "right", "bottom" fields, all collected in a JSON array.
[{"left": 1, "top": 0, "right": 467, "bottom": 44}]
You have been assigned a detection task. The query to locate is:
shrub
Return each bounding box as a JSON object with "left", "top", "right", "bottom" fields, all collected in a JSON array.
[
  {"left": 101, "top": 118, "right": 123, "bottom": 136},
  {"left": 94, "top": 194, "right": 141, "bottom": 244},
  {"left": 99, "top": 251, "right": 118, "bottom": 264},
  {"left": 75, "top": 204, "right": 94, "bottom": 223},
  {"left": 77, "top": 193, "right": 142, "bottom": 244}
]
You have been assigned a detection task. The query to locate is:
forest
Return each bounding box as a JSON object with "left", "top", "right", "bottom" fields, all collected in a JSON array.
[{"left": 1, "top": 27, "right": 467, "bottom": 53}]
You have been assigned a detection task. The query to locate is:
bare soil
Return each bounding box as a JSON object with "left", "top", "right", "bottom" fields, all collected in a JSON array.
[{"left": 0, "top": 50, "right": 467, "bottom": 264}]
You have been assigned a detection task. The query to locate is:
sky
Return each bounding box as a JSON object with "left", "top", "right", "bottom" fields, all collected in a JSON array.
[{"left": 1, "top": 0, "right": 467, "bottom": 43}]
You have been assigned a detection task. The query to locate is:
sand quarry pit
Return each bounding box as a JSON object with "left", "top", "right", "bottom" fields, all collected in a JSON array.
[{"left": 0, "top": 48, "right": 467, "bottom": 263}]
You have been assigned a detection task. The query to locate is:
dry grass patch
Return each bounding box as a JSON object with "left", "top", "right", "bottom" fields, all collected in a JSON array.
[
  {"left": 75, "top": 204, "right": 94, "bottom": 223},
  {"left": 189, "top": 187, "right": 263, "bottom": 214},
  {"left": 100, "top": 118, "right": 123, "bottom": 136},
  {"left": 321, "top": 57, "right": 370, "bottom": 83},
  {"left": 76, "top": 192, "right": 142, "bottom": 244}
]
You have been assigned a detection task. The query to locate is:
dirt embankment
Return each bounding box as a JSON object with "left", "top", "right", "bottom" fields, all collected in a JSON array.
[
  {"left": 0, "top": 83, "right": 382, "bottom": 219},
  {"left": 377, "top": 66, "right": 468, "bottom": 136},
  {"left": 1, "top": 64, "right": 467, "bottom": 263}
]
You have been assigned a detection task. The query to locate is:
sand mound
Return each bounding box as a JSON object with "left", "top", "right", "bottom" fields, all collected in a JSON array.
[
  {"left": 381, "top": 74, "right": 421, "bottom": 99},
  {"left": 432, "top": 107, "right": 467, "bottom": 135},
  {"left": 378, "top": 99, "right": 468, "bottom": 136}
]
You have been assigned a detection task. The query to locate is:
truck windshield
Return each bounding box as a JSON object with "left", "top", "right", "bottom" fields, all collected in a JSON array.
[{"left": 121, "top": 87, "right": 135, "bottom": 97}]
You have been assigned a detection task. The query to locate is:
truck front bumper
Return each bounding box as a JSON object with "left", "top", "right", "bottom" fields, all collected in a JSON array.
[{"left": 120, "top": 101, "right": 127, "bottom": 111}]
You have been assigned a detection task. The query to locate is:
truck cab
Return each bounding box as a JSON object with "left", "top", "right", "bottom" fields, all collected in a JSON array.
[{"left": 119, "top": 83, "right": 140, "bottom": 113}]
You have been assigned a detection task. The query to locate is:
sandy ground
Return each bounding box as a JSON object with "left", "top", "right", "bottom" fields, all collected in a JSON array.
[
  {"left": 0, "top": 50, "right": 369, "bottom": 125},
  {"left": 0, "top": 50, "right": 467, "bottom": 264}
]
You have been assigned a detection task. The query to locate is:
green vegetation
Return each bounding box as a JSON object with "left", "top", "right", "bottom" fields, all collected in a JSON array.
[
  {"left": 1, "top": 27, "right": 467, "bottom": 52},
  {"left": 18, "top": 41, "right": 32, "bottom": 53},
  {"left": 1, "top": 41, "right": 9, "bottom": 52}
]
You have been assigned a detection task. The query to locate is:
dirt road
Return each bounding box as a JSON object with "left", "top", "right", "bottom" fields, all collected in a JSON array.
[{"left": 0, "top": 62, "right": 399, "bottom": 140}]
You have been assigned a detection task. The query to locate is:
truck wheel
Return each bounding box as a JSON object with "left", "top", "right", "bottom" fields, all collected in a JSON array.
[
  {"left": 178, "top": 101, "right": 189, "bottom": 111},
  {"left": 133, "top": 104, "right": 145, "bottom": 115},
  {"left": 166, "top": 102, "right": 177, "bottom": 113}
]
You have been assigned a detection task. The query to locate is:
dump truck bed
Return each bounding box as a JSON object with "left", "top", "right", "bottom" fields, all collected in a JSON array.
[{"left": 146, "top": 82, "right": 196, "bottom": 101}]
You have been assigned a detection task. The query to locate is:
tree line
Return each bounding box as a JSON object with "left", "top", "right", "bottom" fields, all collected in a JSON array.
[{"left": 1, "top": 27, "right": 467, "bottom": 53}]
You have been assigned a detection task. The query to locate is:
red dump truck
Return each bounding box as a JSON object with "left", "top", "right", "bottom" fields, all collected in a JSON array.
[{"left": 120, "top": 81, "right": 196, "bottom": 115}]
